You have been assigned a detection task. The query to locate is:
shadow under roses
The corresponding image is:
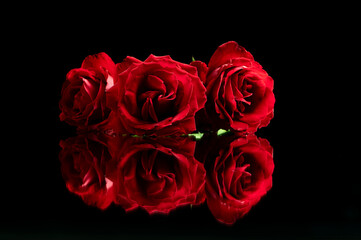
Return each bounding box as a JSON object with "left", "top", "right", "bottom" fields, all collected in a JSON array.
[{"left": 59, "top": 132, "right": 273, "bottom": 225}]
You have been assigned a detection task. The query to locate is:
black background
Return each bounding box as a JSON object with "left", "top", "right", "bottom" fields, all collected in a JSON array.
[{"left": 2, "top": 4, "right": 359, "bottom": 239}]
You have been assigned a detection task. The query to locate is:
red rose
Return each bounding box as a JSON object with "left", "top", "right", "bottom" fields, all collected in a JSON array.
[
  {"left": 59, "top": 134, "right": 114, "bottom": 209},
  {"left": 192, "top": 41, "right": 275, "bottom": 133},
  {"left": 198, "top": 134, "right": 274, "bottom": 224},
  {"left": 107, "top": 55, "right": 207, "bottom": 136},
  {"left": 59, "top": 52, "right": 117, "bottom": 128},
  {"left": 112, "top": 136, "right": 206, "bottom": 214}
]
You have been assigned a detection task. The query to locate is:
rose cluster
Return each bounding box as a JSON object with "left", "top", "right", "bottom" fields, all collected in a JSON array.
[
  {"left": 59, "top": 132, "right": 274, "bottom": 224},
  {"left": 59, "top": 41, "right": 275, "bottom": 135}
]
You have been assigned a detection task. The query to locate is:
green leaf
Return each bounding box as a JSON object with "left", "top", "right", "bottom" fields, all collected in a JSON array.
[
  {"left": 191, "top": 56, "right": 196, "bottom": 62},
  {"left": 188, "top": 132, "right": 204, "bottom": 140},
  {"left": 131, "top": 134, "right": 142, "bottom": 138},
  {"left": 217, "top": 129, "right": 230, "bottom": 136}
]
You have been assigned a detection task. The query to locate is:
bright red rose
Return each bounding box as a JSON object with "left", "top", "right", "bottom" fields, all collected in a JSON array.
[
  {"left": 59, "top": 134, "right": 114, "bottom": 209},
  {"left": 107, "top": 55, "right": 207, "bottom": 136},
  {"left": 113, "top": 136, "right": 206, "bottom": 214},
  {"left": 59, "top": 52, "right": 117, "bottom": 129},
  {"left": 192, "top": 41, "right": 275, "bottom": 133},
  {"left": 198, "top": 134, "right": 274, "bottom": 224}
]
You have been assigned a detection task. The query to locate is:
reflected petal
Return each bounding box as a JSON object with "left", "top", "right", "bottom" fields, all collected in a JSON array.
[{"left": 195, "top": 133, "right": 274, "bottom": 225}]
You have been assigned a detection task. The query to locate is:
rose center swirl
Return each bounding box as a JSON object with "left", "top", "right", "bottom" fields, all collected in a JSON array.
[
  {"left": 136, "top": 74, "right": 177, "bottom": 122},
  {"left": 223, "top": 68, "right": 255, "bottom": 119},
  {"left": 218, "top": 152, "right": 253, "bottom": 198},
  {"left": 132, "top": 150, "right": 178, "bottom": 197}
]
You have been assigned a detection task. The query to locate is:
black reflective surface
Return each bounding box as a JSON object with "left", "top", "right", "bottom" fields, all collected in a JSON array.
[{"left": 58, "top": 132, "right": 274, "bottom": 225}]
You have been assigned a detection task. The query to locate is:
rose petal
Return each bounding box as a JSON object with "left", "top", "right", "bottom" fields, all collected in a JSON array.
[
  {"left": 208, "top": 41, "right": 254, "bottom": 71},
  {"left": 144, "top": 75, "right": 166, "bottom": 94},
  {"left": 190, "top": 60, "right": 208, "bottom": 84},
  {"left": 81, "top": 52, "right": 117, "bottom": 80},
  {"left": 116, "top": 56, "right": 142, "bottom": 74}
]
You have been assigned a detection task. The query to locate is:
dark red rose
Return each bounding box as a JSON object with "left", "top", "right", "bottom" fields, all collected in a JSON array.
[
  {"left": 59, "top": 52, "right": 117, "bottom": 129},
  {"left": 59, "top": 134, "right": 114, "bottom": 209},
  {"left": 113, "top": 136, "right": 206, "bottom": 214},
  {"left": 198, "top": 134, "right": 274, "bottom": 224},
  {"left": 107, "top": 55, "right": 207, "bottom": 136},
  {"left": 192, "top": 41, "right": 275, "bottom": 133}
]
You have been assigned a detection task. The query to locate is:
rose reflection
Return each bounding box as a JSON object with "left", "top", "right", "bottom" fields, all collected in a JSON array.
[
  {"left": 196, "top": 134, "right": 274, "bottom": 224},
  {"left": 111, "top": 136, "right": 206, "bottom": 214},
  {"left": 59, "top": 133, "right": 274, "bottom": 224}
]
